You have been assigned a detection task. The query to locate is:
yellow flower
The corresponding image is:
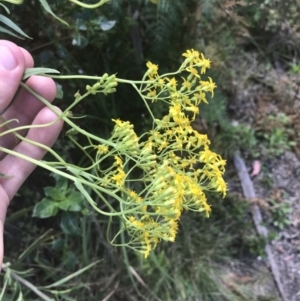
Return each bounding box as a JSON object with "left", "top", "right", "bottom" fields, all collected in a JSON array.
[
  {"left": 199, "top": 77, "right": 217, "bottom": 97},
  {"left": 112, "top": 118, "right": 123, "bottom": 127},
  {"left": 193, "top": 91, "right": 208, "bottom": 105},
  {"left": 166, "top": 77, "right": 177, "bottom": 88},
  {"left": 114, "top": 156, "right": 123, "bottom": 166},
  {"left": 147, "top": 89, "right": 157, "bottom": 98},
  {"left": 157, "top": 77, "right": 165, "bottom": 87},
  {"left": 111, "top": 167, "right": 125, "bottom": 185},
  {"left": 146, "top": 61, "right": 159, "bottom": 78},
  {"left": 181, "top": 77, "right": 192, "bottom": 91},
  {"left": 182, "top": 49, "right": 200, "bottom": 65},
  {"left": 186, "top": 67, "right": 200, "bottom": 78},
  {"left": 199, "top": 53, "right": 211, "bottom": 74},
  {"left": 185, "top": 105, "right": 199, "bottom": 120},
  {"left": 96, "top": 144, "right": 109, "bottom": 154}
]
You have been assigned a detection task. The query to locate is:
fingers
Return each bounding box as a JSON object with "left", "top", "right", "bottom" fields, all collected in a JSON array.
[
  {"left": 0, "top": 41, "right": 35, "bottom": 269},
  {"left": 0, "top": 41, "right": 30, "bottom": 113},
  {"left": 3, "top": 76, "right": 57, "bottom": 124},
  {"left": 0, "top": 40, "right": 57, "bottom": 157},
  {"left": 0, "top": 106, "right": 62, "bottom": 270},
  {"left": 19, "top": 47, "right": 34, "bottom": 68},
  {"left": 0, "top": 76, "right": 57, "bottom": 153},
  {"left": 0, "top": 106, "right": 63, "bottom": 200},
  {"left": 0, "top": 41, "right": 61, "bottom": 269}
]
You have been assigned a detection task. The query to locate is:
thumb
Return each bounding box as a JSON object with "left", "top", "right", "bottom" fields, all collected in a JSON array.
[
  {"left": 0, "top": 41, "right": 26, "bottom": 113},
  {"left": 0, "top": 41, "right": 26, "bottom": 269}
]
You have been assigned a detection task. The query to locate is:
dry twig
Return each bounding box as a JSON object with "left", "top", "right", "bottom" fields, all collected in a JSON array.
[{"left": 233, "top": 152, "right": 288, "bottom": 301}]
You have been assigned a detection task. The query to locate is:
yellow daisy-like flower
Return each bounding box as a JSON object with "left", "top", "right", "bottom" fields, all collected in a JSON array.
[
  {"left": 114, "top": 156, "right": 123, "bottom": 166},
  {"left": 96, "top": 144, "right": 109, "bottom": 154},
  {"left": 186, "top": 67, "right": 200, "bottom": 78},
  {"left": 199, "top": 53, "right": 211, "bottom": 74},
  {"left": 146, "top": 61, "right": 159, "bottom": 78},
  {"left": 182, "top": 49, "right": 200, "bottom": 65},
  {"left": 181, "top": 77, "right": 192, "bottom": 91},
  {"left": 199, "top": 77, "right": 217, "bottom": 97}
]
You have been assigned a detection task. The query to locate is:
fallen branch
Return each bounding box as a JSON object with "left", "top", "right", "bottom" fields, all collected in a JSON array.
[{"left": 233, "top": 152, "right": 288, "bottom": 301}]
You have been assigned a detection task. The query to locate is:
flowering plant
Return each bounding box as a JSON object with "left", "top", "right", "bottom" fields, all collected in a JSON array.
[{"left": 0, "top": 49, "right": 226, "bottom": 258}]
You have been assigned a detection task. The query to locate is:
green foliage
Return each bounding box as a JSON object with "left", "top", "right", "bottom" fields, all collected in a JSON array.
[
  {"left": 213, "top": 123, "right": 258, "bottom": 158},
  {"left": 33, "top": 174, "right": 85, "bottom": 219},
  {"left": 256, "top": 113, "right": 296, "bottom": 157},
  {"left": 247, "top": 235, "right": 268, "bottom": 258},
  {"left": 142, "top": 0, "right": 196, "bottom": 61},
  {"left": 0, "top": 13, "right": 30, "bottom": 38},
  {"left": 269, "top": 200, "right": 292, "bottom": 230}
]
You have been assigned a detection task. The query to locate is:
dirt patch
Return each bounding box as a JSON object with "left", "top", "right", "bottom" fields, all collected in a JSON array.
[{"left": 251, "top": 151, "right": 300, "bottom": 300}]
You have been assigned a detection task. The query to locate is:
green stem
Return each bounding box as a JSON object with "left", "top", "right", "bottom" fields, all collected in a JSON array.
[
  {"left": 2, "top": 0, "right": 23, "bottom": 4},
  {"left": 67, "top": 0, "right": 109, "bottom": 9},
  {"left": 20, "top": 82, "right": 117, "bottom": 148},
  {"left": 129, "top": 83, "right": 155, "bottom": 121}
]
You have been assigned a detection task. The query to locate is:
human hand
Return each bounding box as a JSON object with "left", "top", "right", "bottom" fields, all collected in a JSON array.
[{"left": 0, "top": 40, "right": 63, "bottom": 268}]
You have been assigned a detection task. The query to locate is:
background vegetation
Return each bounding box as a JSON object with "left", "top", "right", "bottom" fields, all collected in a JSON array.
[{"left": 1, "top": 0, "right": 300, "bottom": 300}]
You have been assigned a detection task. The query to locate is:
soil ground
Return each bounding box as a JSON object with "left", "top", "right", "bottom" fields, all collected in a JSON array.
[{"left": 253, "top": 151, "right": 300, "bottom": 301}]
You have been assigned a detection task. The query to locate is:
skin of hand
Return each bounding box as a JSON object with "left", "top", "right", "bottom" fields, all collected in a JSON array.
[{"left": 0, "top": 40, "right": 63, "bottom": 268}]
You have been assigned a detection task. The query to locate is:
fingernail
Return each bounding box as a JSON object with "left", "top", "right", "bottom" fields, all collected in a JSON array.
[{"left": 0, "top": 45, "right": 18, "bottom": 71}]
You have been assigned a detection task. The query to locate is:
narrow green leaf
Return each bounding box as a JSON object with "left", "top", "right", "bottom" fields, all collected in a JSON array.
[
  {"left": 5, "top": 206, "right": 33, "bottom": 223},
  {"left": 44, "top": 260, "right": 101, "bottom": 288},
  {"left": 23, "top": 67, "right": 60, "bottom": 80},
  {"left": 68, "top": 167, "right": 94, "bottom": 182},
  {"left": 74, "top": 180, "right": 96, "bottom": 207},
  {"left": 0, "top": 4, "right": 10, "bottom": 14},
  {"left": 0, "top": 25, "right": 24, "bottom": 39},
  {"left": 0, "top": 14, "right": 30, "bottom": 38},
  {"left": 17, "top": 229, "right": 53, "bottom": 263},
  {"left": 38, "top": 0, "right": 69, "bottom": 26}
]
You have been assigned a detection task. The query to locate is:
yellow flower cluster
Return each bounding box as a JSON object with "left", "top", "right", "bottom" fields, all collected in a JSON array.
[{"left": 92, "top": 49, "right": 226, "bottom": 258}]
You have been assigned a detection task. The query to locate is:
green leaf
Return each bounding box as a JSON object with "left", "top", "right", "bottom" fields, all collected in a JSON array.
[
  {"left": 0, "top": 25, "right": 25, "bottom": 39},
  {"left": 68, "top": 191, "right": 84, "bottom": 205},
  {"left": 52, "top": 173, "right": 68, "bottom": 191},
  {"left": 23, "top": 67, "right": 60, "bottom": 80},
  {"left": 0, "top": 14, "right": 30, "bottom": 38},
  {"left": 68, "top": 167, "right": 94, "bottom": 182},
  {"left": 60, "top": 212, "right": 80, "bottom": 235},
  {"left": 0, "top": 4, "right": 10, "bottom": 14},
  {"left": 52, "top": 238, "right": 65, "bottom": 251},
  {"left": 5, "top": 206, "right": 33, "bottom": 223},
  {"left": 33, "top": 199, "right": 59, "bottom": 218},
  {"left": 38, "top": 0, "right": 69, "bottom": 26},
  {"left": 56, "top": 196, "right": 82, "bottom": 212},
  {"left": 100, "top": 20, "right": 116, "bottom": 31},
  {"left": 16, "top": 229, "right": 53, "bottom": 264},
  {"left": 62, "top": 251, "right": 77, "bottom": 270},
  {"left": 44, "top": 186, "right": 63, "bottom": 200},
  {"left": 44, "top": 260, "right": 102, "bottom": 288},
  {"left": 74, "top": 180, "right": 97, "bottom": 208},
  {"left": 57, "top": 191, "right": 84, "bottom": 212}
]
